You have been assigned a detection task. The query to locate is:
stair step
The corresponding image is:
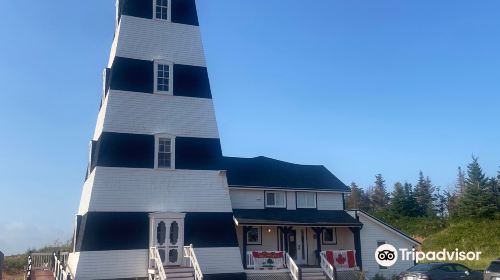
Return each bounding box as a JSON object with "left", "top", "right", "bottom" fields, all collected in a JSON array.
[
  {"left": 301, "top": 267, "right": 324, "bottom": 272},
  {"left": 302, "top": 277, "right": 326, "bottom": 280}
]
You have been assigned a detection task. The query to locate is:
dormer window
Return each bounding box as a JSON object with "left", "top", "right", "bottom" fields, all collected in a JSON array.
[
  {"left": 154, "top": 0, "right": 171, "bottom": 21},
  {"left": 296, "top": 192, "right": 317, "bottom": 209},
  {"left": 154, "top": 60, "right": 173, "bottom": 95},
  {"left": 154, "top": 134, "right": 175, "bottom": 169},
  {"left": 265, "top": 191, "right": 286, "bottom": 208}
]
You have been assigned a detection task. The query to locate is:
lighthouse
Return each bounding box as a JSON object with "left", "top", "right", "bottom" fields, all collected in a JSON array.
[{"left": 68, "top": 1, "right": 245, "bottom": 279}]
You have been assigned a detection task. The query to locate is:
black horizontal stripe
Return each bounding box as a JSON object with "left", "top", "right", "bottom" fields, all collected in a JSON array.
[
  {"left": 90, "top": 132, "right": 222, "bottom": 171},
  {"left": 75, "top": 212, "right": 238, "bottom": 252},
  {"left": 118, "top": 0, "right": 199, "bottom": 26},
  {"left": 109, "top": 57, "right": 212, "bottom": 99},
  {"left": 184, "top": 212, "right": 239, "bottom": 248},
  {"left": 203, "top": 273, "right": 247, "bottom": 280}
]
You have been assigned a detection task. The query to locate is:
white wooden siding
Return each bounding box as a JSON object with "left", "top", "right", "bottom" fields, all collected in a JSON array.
[
  {"left": 69, "top": 250, "right": 148, "bottom": 280},
  {"left": 194, "top": 247, "right": 244, "bottom": 275},
  {"left": 92, "top": 94, "right": 109, "bottom": 141},
  {"left": 81, "top": 167, "right": 233, "bottom": 214},
  {"left": 110, "top": 15, "right": 206, "bottom": 67},
  {"left": 93, "top": 90, "right": 219, "bottom": 140},
  {"left": 355, "top": 213, "right": 417, "bottom": 279},
  {"left": 78, "top": 171, "right": 95, "bottom": 215},
  {"left": 236, "top": 226, "right": 280, "bottom": 253},
  {"left": 229, "top": 189, "right": 264, "bottom": 209},
  {"left": 317, "top": 192, "right": 344, "bottom": 210},
  {"left": 286, "top": 191, "right": 296, "bottom": 210}
]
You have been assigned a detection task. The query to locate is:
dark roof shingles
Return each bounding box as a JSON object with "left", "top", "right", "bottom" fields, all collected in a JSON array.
[{"left": 221, "top": 156, "right": 349, "bottom": 191}]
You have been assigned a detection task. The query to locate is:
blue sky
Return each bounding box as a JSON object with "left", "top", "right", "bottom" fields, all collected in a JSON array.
[{"left": 0, "top": 0, "right": 499, "bottom": 255}]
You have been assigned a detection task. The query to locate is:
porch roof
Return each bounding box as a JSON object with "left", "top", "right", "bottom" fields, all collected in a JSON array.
[{"left": 233, "top": 209, "right": 363, "bottom": 227}]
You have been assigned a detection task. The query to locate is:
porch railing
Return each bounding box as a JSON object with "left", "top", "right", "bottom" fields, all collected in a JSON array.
[
  {"left": 25, "top": 252, "right": 72, "bottom": 280},
  {"left": 246, "top": 251, "right": 286, "bottom": 270},
  {"left": 183, "top": 245, "right": 203, "bottom": 280},
  {"left": 149, "top": 247, "right": 166, "bottom": 280},
  {"left": 320, "top": 251, "right": 337, "bottom": 280},
  {"left": 285, "top": 253, "right": 300, "bottom": 280},
  {"left": 53, "top": 252, "right": 74, "bottom": 280}
]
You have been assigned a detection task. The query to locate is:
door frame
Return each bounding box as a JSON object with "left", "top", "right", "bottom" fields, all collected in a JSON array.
[
  {"left": 149, "top": 212, "right": 186, "bottom": 266},
  {"left": 285, "top": 227, "right": 307, "bottom": 265}
]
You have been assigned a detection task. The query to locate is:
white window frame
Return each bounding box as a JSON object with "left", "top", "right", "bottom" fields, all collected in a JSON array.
[
  {"left": 246, "top": 227, "right": 262, "bottom": 245},
  {"left": 154, "top": 134, "right": 176, "bottom": 170},
  {"left": 296, "top": 192, "right": 317, "bottom": 209},
  {"left": 154, "top": 60, "right": 174, "bottom": 95},
  {"left": 153, "top": 0, "right": 172, "bottom": 21},
  {"left": 265, "top": 191, "right": 286, "bottom": 208},
  {"left": 322, "top": 227, "right": 337, "bottom": 245}
]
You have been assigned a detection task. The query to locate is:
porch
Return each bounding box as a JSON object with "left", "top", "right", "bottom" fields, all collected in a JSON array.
[{"left": 233, "top": 209, "right": 364, "bottom": 279}]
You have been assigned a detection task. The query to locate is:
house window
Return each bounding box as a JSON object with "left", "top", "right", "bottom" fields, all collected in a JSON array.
[
  {"left": 297, "top": 192, "right": 316, "bottom": 208},
  {"left": 155, "top": 135, "right": 175, "bottom": 169},
  {"left": 154, "top": 0, "right": 170, "bottom": 21},
  {"left": 377, "top": 241, "right": 387, "bottom": 269},
  {"left": 154, "top": 61, "right": 173, "bottom": 94},
  {"left": 322, "top": 228, "right": 337, "bottom": 245},
  {"left": 265, "top": 191, "right": 286, "bottom": 208},
  {"left": 247, "top": 227, "right": 261, "bottom": 245}
]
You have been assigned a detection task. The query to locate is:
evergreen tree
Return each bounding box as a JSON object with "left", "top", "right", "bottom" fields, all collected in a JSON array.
[
  {"left": 403, "top": 182, "right": 419, "bottom": 217},
  {"left": 414, "top": 171, "right": 435, "bottom": 216},
  {"left": 459, "top": 157, "right": 496, "bottom": 218},
  {"left": 359, "top": 187, "right": 373, "bottom": 212},
  {"left": 371, "top": 174, "right": 389, "bottom": 212},
  {"left": 390, "top": 182, "right": 406, "bottom": 216},
  {"left": 456, "top": 167, "right": 466, "bottom": 197},
  {"left": 434, "top": 187, "right": 447, "bottom": 219},
  {"left": 347, "top": 182, "right": 362, "bottom": 209}
]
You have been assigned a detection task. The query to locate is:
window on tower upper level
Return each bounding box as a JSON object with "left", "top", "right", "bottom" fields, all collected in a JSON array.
[
  {"left": 155, "top": 134, "right": 175, "bottom": 170},
  {"left": 154, "top": 0, "right": 171, "bottom": 21},
  {"left": 154, "top": 60, "right": 173, "bottom": 95}
]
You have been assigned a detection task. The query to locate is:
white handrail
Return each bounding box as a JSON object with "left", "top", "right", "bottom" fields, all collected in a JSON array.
[
  {"left": 150, "top": 247, "right": 167, "bottom": 280},
  {"left": 52, "top": 252, "right": 74, "bottom": 280},
  {"left": 183, "top": 245, "right": 203, "bottom": 280},
  {"left": 320, "top": 251, "right": 336, "bottom": 280},
  {"left": 285, "top": 253, "right": 300, "bottom": 280}
]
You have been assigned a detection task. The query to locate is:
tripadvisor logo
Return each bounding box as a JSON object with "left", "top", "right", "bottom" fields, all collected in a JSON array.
[
  {"left": 375, "top": 244, "right": 398, "bottom": 267},
  {"left": 375, "top": 244, "right": 482, "bottom": 267}
]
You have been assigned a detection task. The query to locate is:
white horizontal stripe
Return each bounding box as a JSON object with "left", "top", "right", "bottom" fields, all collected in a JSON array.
[
  {"left": 68, "top": 250, "right": 148, "bottom": 280},
  {"left": 110, "top": 15, "right": 206, "bottom": 67},
  {"left": 81, "top": 167, "right": 233, "bottom": 213},
  {"left": 194, "top": 247, "right": 245, "bottom": 275},
  {"left": 93, "top": 90, "right": 220, "bottom": 139}
]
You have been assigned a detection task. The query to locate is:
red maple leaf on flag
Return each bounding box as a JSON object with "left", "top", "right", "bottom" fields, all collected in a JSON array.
[{"left": 336, "top": 254, "right": 346, "bottom": 265}]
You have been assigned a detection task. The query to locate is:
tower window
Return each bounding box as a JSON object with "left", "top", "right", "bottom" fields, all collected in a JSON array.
[
  {"left": 154, "top": 0, "right": 170, "bottom": 21},
  {"left": 155, "top": 134, "right": 175, "bottom": 169},
  {"left": 154, "top": 61, "right": 173, "bottom": 94}
]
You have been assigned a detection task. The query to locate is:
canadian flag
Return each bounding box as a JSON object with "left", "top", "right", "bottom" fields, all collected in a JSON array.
[{"left": 326, "top": 250, "right": 356, "bottom": 270}]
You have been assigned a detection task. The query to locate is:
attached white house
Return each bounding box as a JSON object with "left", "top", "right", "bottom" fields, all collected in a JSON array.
[{"left": 66, "top": 1, "right": 420, "bottom": 280}]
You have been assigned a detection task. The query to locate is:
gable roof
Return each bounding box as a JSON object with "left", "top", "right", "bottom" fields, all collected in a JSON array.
[
  {"left": 349, "top": 210, "right": 421, "bottom": 245},
  {"left": 221, "top": 156, "right": 350, "bottom": 192}
]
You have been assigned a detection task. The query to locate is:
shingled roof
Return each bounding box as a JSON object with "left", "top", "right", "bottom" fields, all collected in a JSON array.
[{"left": 221, "top": 156, "right": 350, "bottom": 192}]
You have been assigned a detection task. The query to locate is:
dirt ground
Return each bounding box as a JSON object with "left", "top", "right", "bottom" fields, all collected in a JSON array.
[{"left": 2, "top": 272, "right": 24, "bottom": 280}]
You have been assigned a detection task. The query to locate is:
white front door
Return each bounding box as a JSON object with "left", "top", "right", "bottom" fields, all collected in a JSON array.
[
  {"left": 151, "top": 213, "right": 185, "bottom": 266},
  {"left": 296, "top": 227, "right": 307, "bottom": 265}
]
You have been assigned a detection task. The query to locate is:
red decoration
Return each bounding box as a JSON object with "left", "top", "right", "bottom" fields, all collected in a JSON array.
[
  {"left": 252, "top": 251, "right": 284, "bottom": 259},
  {"left": 336, "top": 254, "right": 346, "bottom": 265}
]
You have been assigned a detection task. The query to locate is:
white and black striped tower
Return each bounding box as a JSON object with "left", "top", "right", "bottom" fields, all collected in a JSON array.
[{"left": 68, "top": 1, "right": 245, "bottom": 279}]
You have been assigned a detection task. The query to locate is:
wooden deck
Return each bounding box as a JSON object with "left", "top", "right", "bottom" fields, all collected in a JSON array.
[{"left": 31, "top": 270, "right": 55, "bottom": 280}]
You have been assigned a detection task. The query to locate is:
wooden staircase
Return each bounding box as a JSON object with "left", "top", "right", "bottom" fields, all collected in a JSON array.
[
  {"left": 164, "top": 267, "right": 195, "bottom": 280},
  {"left": 301, "top": 267, "right": 328, "bottom": 280}
]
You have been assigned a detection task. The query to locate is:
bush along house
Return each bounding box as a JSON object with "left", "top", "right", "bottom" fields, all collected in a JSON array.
[{"left": 67, "top": 1, "right": 421, "bottom": 280}]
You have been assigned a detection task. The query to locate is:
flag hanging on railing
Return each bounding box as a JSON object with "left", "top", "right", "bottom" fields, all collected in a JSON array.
[
  {"left": 252, "top": 251, "right": 285, "bottom": 270},
  {"left": 325, "top": 250, "right": 357, "bottom": 270}
]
